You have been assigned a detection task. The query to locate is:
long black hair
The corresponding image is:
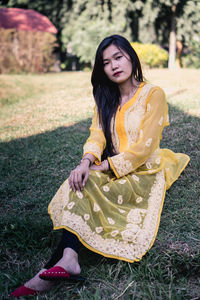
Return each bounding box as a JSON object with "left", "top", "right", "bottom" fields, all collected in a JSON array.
[{"left": 91, "top": 35, "right": 143, "bottom": 158}]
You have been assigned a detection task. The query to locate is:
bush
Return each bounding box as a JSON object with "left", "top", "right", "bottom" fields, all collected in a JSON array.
[
  {"left": 0, "top": 29, "right": 57, "bottom": 73},
  {"left": 131, "top": 42, "right": 168, "bottom": 68}
]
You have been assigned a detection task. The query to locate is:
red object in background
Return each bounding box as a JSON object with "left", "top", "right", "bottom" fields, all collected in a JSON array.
[{"left": 0, "top": 7, "right": 57, "bottom": 33}]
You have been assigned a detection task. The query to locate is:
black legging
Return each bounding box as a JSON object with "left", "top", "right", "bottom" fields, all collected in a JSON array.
[{"left": 44, "top": 229, "right": 82, "bottom": 269}]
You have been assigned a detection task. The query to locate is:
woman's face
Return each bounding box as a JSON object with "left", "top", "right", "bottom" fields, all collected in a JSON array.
[{"left": 103, "top": 44, "right": 133, "bottom": 85}]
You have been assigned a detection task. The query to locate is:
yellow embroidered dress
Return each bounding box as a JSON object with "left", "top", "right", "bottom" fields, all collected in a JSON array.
[{"left": 48, "top": 83, "right": 190, "bottom": 263}]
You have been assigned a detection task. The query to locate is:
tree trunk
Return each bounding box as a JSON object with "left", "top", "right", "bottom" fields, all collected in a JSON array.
[
  {"left": 176, "top": 40, "right": 183, "bottom": 68},
  {"left": 168, "top": 5, "right": 176, "bottom": 69}
]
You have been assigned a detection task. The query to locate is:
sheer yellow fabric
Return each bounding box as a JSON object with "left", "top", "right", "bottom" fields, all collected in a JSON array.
[
  {"left": 83, "top": 106, "right": 106, "bottom": 164},
  {"left": 48, "top": 83, "right": 190, "bottom": 263}
]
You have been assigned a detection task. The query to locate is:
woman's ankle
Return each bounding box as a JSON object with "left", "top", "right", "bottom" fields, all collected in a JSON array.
[{"left": 54, "top": 248, "right": 81, "bottom": 275}]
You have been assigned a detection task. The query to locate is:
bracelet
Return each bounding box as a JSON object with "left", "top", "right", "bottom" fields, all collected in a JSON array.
[{"left": 80, "top": 157, "right": 91, "bottom": 167}]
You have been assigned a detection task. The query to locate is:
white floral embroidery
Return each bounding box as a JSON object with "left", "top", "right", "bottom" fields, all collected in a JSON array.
[
  {"left": 126, "top": 223, "right": 141, "bottom": 231},
  {"left": 166, "top": 167, "right": 170, "bottom": 171},
  {"left": 147, "top": 103, "right": 151, "bottom": 112},
  {"left": 110, "top": 153, "right": 132, "bottom": 177},
  {"left": 111, "top": 230, "right": 119, "bottom": 237},
  {"left": 121, "top": 224, "right": 141, "bottom": 242},
  {"left": 118, "top": 195, "right": 123, "bottom": 204},
  {"left": 132, "top": 174, "right": 139, "bottom": 182},
  {"left": 146, "top": 162, "right": 152, "bottom": 169},
  {"left": 76, "top": 191, "right": 83, "bottom": 199},
  {"left": 127, "top": 208, "right": 147, "bottom": 224},
  {"left": 145, "top": 138, "right": 152, "bottom": 147},
  {"left": 158, "top": 116, "right": 164, "bottom": 126},
  {"left": 124, "top": 84, "right": 154, "bottom": 149},
  {"left": 107, "top": 217, "right": 115, "bottom": 225},
  {"left": 93, "top": 203, "right": 100, "bottom": 212},
  {"left": 49, "top": 170, "right": 166, "bottom": 261},
  {"left": 103, "top": 185, "right": 110, "bottom": 192},
  {"left": 84, "top": 214, "right": 90, "bottom": 221},
  {"left": 95, "top": 171, "right": 101, "bottom": 178},
  {"left": 118, "top": 208, "right": 126, "bottom": 214},
  {"left": 83, "top": 142, "right": 101, "bottom": 161},
  {"left": 139, "top": 129, "right": 143, "bottom": 138},
  {"left": 96, "top": 226, "right": 103, "bottom": 233},
  {"left": 136, "top": 197, "right": 143, "bottom": 203},
  {"left": 155, "top": 156, "right": 161, "bottom": 165},
  {"left": 107, "top": 177, "right": 110, "bottom": 182},
  {"left": 67, "top": 202, "right": 75, "bottom": 210},
  {"left": 118, "top": 179, "right": 126, "bottom": 184},
  {"left": 166, "top": 114, "right": 169, "bottom": 123}
]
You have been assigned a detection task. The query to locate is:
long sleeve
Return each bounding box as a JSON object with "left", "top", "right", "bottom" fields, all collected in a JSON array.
[
  {"left": 83, "top": 106, "right": 106, "bottom": 164},
  {"left": 108, "top": 88, "right": 169, "bottom": 178}
]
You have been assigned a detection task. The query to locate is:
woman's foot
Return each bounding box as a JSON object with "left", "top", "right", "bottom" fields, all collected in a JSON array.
[
  {"left": 10, "top": 269, "right": 55, "bottom": 297},
  {"left": 39, "top": 248, "right": 82, "bottom": 281},
  {"left": 54, "top": 248, "right": 81, "bottom": 275},
  {"left": 24, "top": 268, "right": 55, "bottom": 292}
]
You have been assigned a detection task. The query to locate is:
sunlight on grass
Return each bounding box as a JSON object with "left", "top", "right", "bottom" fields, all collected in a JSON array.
[{"left": 0, "top": 69, "right": 200, "bottom": 143}]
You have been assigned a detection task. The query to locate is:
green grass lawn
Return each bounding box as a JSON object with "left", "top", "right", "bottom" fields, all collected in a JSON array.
[{"left": 0, "top": 69, "right": 200, "bottom": 299}]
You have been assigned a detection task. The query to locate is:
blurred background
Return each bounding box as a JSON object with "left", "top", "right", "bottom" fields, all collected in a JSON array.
[{"left": 0, "top": 0, "right": 199, "bottom": 73}]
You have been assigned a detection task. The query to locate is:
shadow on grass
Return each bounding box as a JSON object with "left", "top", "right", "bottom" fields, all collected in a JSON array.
[{"left": 0, "top": 106, "right": 199, "bottom": 298}]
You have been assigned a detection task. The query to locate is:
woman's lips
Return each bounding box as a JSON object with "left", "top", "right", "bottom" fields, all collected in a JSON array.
[{"left": 113, "top": 71, "right": 122, "bottom": 77}]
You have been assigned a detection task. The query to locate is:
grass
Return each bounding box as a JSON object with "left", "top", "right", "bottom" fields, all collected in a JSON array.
[{"left": 0, "top": 69, "right": 200, "bottom": 299}]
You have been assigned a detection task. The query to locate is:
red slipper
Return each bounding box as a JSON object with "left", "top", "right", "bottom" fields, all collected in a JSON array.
[
  {"left": 39, "top": 266, "right": 85, "bottom": 282},
  {"left": 10, "top": 285, "right": 38, "bottom": 298}
]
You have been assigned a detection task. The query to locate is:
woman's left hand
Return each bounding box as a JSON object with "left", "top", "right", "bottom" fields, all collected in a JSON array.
[{"left": 90, "top": 160, "right": 109, "bottom": 171}]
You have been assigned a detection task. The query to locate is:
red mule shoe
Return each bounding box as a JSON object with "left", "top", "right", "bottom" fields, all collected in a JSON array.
[
  {"left": 10, "top": 285, "right": 38, "bottom": 298},
  {"left": 39, "top": 266, "right": 85, "bottom": 282}
]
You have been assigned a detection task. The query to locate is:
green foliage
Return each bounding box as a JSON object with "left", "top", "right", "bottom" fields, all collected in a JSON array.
[
  {"left": 0, "top": 29, "right": 57, "bottom": 73},
  {"left": 176, "top": 0, "right": 200, "bottom": 46},
  {"left": 182, "top": 41, "right": 200, "bottom": 69},
  {"left": 131, "top": 42, "right": 168, "bottom": 68},
  {"left": 62, "top": 0, "right": 134, "bottom": 64},
  {"left": 0, "top": 0, "right": 200, "bottom": 68}
]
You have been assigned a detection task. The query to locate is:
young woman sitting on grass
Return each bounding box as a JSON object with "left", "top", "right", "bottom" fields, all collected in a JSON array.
[{"left": 11, "top": 34, "right": 190, "bottom": 298}]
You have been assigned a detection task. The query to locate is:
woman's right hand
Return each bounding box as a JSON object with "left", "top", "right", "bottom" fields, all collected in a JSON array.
[{"left": 68, "top": 160, "right": 90, "bottom": 192}]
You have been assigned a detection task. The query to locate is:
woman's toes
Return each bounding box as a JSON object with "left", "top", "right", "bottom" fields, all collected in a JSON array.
[{"left": 24, "top": 269, "right": 55, "bottom": 292}]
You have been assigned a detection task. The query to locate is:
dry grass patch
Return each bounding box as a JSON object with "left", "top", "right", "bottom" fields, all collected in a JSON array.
[{"left": 145, "top": 68, "right": 200, "bottom": 117}]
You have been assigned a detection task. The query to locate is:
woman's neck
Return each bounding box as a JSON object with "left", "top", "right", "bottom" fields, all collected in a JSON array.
[{"left": 119, "top": 77, "right": 140, "bottom": 104}]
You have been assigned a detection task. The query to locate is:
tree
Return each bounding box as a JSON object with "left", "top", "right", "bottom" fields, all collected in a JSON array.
[
  {"left": 137, "top": 0, "right": 200, "bottom": 69},
  {"left": 1, "top": 0, "right": 199, "bottom": 68},
  {"left": 62, "top": 0, "right": 136, "bottom": 65}
]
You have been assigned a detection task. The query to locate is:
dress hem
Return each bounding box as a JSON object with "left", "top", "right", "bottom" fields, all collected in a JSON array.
[
  {"left": 165, "top": 153, "right": 190, "bottom": 190},
  {"left": 48, "top": 181, "right": 167, "bottom": 263}
]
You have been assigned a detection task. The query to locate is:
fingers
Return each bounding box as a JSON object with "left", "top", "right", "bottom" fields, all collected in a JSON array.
[
  {"left": 68, "top": 166, "right": 88, "bottom": 192},
  {"left": 82, "top": 170, "right": 89, "bottom": 187},
  {"left": 69, "top": 171, "right": 80, "bottom": 192}
]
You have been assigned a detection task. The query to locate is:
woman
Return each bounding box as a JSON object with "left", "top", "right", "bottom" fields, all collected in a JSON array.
[{"left": 11, "top": 35, "right": 190, "bottom": 297}]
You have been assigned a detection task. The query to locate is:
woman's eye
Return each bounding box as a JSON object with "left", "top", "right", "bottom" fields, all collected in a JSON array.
[
  {"left": 103, "top": 62, "right": 109, "bottom": 66},
  {"left": 116, "top": 56, "right": 122, "bottom": 60}
]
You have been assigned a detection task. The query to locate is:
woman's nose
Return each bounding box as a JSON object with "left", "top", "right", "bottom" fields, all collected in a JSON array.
[{"left": 111, "top": 60, "right": 118, "bottom": 70}]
